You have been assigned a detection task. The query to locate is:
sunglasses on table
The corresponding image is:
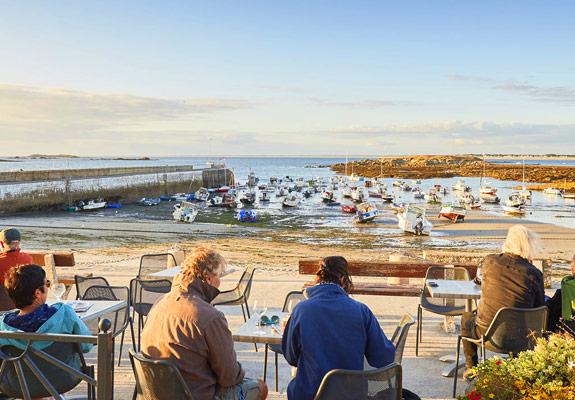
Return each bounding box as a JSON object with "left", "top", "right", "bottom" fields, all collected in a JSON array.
[{"left": 258, "top": 315, "right": 280, "bottom": 326}]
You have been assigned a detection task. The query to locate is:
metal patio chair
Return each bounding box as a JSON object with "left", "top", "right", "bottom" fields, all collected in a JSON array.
[
  {"left": 82, "top": 285, "right": 134, "bottom": 366},
  {"left": 74, "top": 275, "right": 111, "bottom": 300},
  {"left": 416, "top": 266, "right": 471, "bottom": 356},
  {"left": 211, "top": 266, "right": 256, "bottom": 322},
  {"left": 314, "top": 362, "right": 403, "bottom": 400},
  {"left": 129, "top": 349, "right": 195, "bottom": 400},
  {"left": 138, "top": 253, "right": 178, "bottom": 278},
  {"left": 390, "top": 314, "right": 415, "bottom": 365},
  {"left": 452, "top": 306, "right": 548, "bottom": 397}
]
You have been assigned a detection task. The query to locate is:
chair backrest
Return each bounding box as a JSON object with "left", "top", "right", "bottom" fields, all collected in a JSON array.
[
  {"left": 421, "top": 266, "right": 471, "bottom": 309},
  {"left": 74, "top": 275, "right": 111, "bottom": 300},
  {"left": 282, "top": 290, "right": 306, "bottom": 312},
  {"left": 129, "top": 349, "right": 194, "bottom": 400},
  {"left": 390, "top": 314, "right": 415, "bottom": 365},
  {"left": 237, "top": 266, "right": 256, "bottom": 300},
  {"left": 484, "top": 306, "right": 548, "bottom": 355},
  {"left": 314, "top": 363, "right": 402, "bottom": 400},
  {"left": 561, "top": 276, "right": 575, "bottom": 321},
  {"left": 82, "top": 285, "right": 130, "bottom": 338},
  {"left": 139, "top": 253, "right": 178, "bottom": 277},
  {"left": 130, "top": 278, "right": 172, "bottom": 317}
]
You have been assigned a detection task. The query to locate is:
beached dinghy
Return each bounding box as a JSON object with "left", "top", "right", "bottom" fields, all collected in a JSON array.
[
  {"left": 397, "top": 204, "right": 432, "bottom": 235},
  {"left": 138, "top": 197, "right": 160, "bottom": 206},
  {"left": 282, "top": 194, "right": 300, "bottom": 208},
  {"left": 259, "top": 192, "right": 271, "bottom": 203},
  {"left": 341, "top": 205, "right": 357, "bottom": 214},
  {"left": 452, "top": 179, "right": 470, "bottom": 193},
  {"left": 412, "top": 188, "right": 425, "bottom": 200},
  {"left": 351, "top": 187, "right": 367, "bottom": 203},
  {"left": 543, "top": 187, "right": 562, "bottom": 196},
  {"left": 321, "top": 190, "right": 335, "bottom": 203},
  {"left": 439, "top": 202, "right": 466, "bottom": 222},
  {"left": 237, "top": 209, "right": 257, "bottom": 222},
  {"left": 78, "top": 199, "right": 107, "bottom": 211},
  {"left": 173, "top": 201, "right": 198, "bottom": 223},
  {"left": 506, "top": 193, "right": 526, "bottom": 207},
  {"left": 341, "top": 185, "right": 353, "bottom": 198},
  {"left": 480, "top": 192, "right": 500, "bottom": 204},
  {"left": 502, "top": 205, "right": 526, "bottom": 216},
  {"left": 239, "top": 191, "right": 256, "bottom": 205},
  {"left": 353, "top": 202, "right": 378, "bottom": 223}
]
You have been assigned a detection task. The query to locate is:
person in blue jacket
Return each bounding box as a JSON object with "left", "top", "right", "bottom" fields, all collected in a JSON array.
[
  {"left": 0, "top": 264, "right": 92, "bottom": 352},
  {"left": 282, "top": 256, "right": 395, "bottom": 400}
]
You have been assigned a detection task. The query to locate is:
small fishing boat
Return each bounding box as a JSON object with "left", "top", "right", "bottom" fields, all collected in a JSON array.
[
  {"left": 138, "top": 197, "right": 160, "bottom": 206},
  {"left": 351, "top": 187, "right": 367, "bottom": 203},
  {"left": 172, "top": 193, "right": 189, "bottom": 202},
  {"left": 502, "top": 205, "right": 526, "bottom": 216},
  {"left": 77, "top": 199, "right": 107, "bottom": 211},
  {"left": 282, "top": 194, "right": 300, "bottom": 208},
  {"left": 195, "top": 188, "right": 210, "bottom": 202},
  {"left": 302, "top": 188, "right": 312, "bottom": 199},
  {"left": 397, "top": 204, "right": 432, "bottom": 235},
  {"left": 216, "top": 185, "right": 231, "bottom": 193},
  {"left": 459, "top": 192, "right": 481, "bottom": 209},
  {"left": 173, "top": 201, "right": 198, "bottom": 223},
  {"left": 259, "top": 192, "right": 271, "bottom": 202},
  {"left": 518, "top": 189, "right": 532, "bottom": 200},
  {"left": 439, "top": 202, "right": 466, "bottom": 222},
  {"left": 209, "top": 193, "right": 237, "bottom": 208},
  {"left": 237, "top": 209, "right": 257, "bottom": 223},
  {"left": 543, "top": 187, "right": 562, "bottom": 196},
  {"left": 563, "top": 193, "right": 575, "bottom": 199},
  {"left": 480, "top": 192, "right": 500, "bottom": 204},
  {"left": 160, "top": 194, "right": 174, "bottom": 201},
  {"left": 452, "top": 179, "right": 470, "bottom": 192},
  {"left": 275, "top": 186, "right": 287, "bottom": 197},
  {"left": 506, "top": 193, "right": 526, "bottom": 207},
  {"left": 353, "top": 202, "right": 378, "bottom": 223},
  {"left": 106, "top": 202, "right": 122, "bottom": 209},
  {"left": 321, "top": 190, "right": 335, "bottom": 203},
  {"left": 239, "top": 191, "right": 256, "bottom": 206},
  {"left": 341, "top": 205, "right": 357, "bottom": 214},
  {"left": 412, "top": 188, "right": 425, "bottom": 199},
  {"left": 341, "top": 186, "right": 353, "bottom": 198},
  {"left": 392, "top": 180, "right": 405, "bottom": 188}
]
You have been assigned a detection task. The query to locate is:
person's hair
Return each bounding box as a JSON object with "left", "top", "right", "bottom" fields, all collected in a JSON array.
[
  {"left": 4, "top": 264, "right": 47, "bottom": 309},
  {"left": 315, "top": 256, "right": 353, "bottom": 294},
  {"left": 180, "top": 246, "right": 226, "bottom": 285},
  {"left": 501, "top": 225, "right": 542, "bottom": 261}
]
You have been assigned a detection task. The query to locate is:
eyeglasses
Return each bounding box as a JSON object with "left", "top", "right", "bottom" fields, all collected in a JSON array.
[
  {"left": 259, "top": 315, "right": 280, "bottom": 326},
  {"left": 45, "top": 280, "right": 51, "bottom": 288}
]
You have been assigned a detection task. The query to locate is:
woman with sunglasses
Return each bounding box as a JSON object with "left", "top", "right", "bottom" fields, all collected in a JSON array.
[{"left": 282, "top": 256, "right": 395, "bottom": 400}]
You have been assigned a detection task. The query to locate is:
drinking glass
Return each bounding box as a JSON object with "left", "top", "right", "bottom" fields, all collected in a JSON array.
[
  {"left": 287, "top": 299, "right": 295, "bottom": 314},
  {"left": 253, "top": 300, "right": 267, "bottom": 335},
  {"left": 52, "top": 283, "right": 66, "bottom": 303}
]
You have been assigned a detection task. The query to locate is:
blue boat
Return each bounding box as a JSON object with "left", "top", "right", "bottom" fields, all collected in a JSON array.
[
  {"left": 237, "top": 210, "right": 257, "bottom": 223},
  {"left": 106, "top": 202, "right": 123, "bottom": 209}
]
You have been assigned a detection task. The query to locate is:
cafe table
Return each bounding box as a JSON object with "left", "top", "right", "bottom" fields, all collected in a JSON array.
[
  {"left": 425, "top": 279, "right": 481, "bottom": 377},
  {"left": 232, "top": 309, "right": 288, "bottom": 346},
  {"left": 48, "top": 299, "right": 127, "bottom": 323},
  {"left": 150, "top": 266, "right": 237, "bottom": 280}
]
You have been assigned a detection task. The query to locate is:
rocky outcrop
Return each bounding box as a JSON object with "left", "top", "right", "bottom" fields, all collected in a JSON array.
[{"left": 332, "top": 155, "right": 575, "bottom": 190}]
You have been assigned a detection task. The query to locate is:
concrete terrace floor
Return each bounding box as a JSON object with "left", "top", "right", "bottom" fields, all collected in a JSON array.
[{"left": 66, "top": 270, "right": 472, "bottom": 400}]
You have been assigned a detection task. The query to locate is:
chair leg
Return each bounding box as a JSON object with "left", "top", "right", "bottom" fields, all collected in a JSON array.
[
  {"left": 263, "top": 344, "right": 268, "bottom": 383},
  {"left": 275, "top": 352, "right": 279, "bottom": 392},
  {"left": 241, "top": 303, "right": 247, "bottom": 322},
  {"left": 416, "top": 305, "right": 422, "bottom": 357},
  {"left": 129, "top": 317, "right": 136, "bottom": 351},
  {"left": 118, "top": 329, "right": 126, "bottom": 366},
  {"left": 482, "top": 341, "right": 486, "bottom": 363},
  {"left": 246, "top": 299, "right": 257, "bottom": 352},
  {"left": 453, "top": 336, "right": 462, "bottom": 398}
]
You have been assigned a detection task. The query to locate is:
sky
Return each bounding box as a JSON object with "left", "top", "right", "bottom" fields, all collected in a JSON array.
[{"left": 0, "top": 0, "right": 574, "bottom": 157}]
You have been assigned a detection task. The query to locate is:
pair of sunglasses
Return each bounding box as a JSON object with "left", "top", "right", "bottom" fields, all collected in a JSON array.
[{"left": 259, "top": 315, "right": 280, "bottom": 325}]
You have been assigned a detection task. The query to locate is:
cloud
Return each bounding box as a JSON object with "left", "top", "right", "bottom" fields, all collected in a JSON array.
[
  {"left": 0, "top": 83, "right": 251, "bottom": 134},
  {"left": 448, "top": 74, "right": 575, "bottom": 104},
  {"left": 309, "top": 97, "right": 399, "bottom": 108}
]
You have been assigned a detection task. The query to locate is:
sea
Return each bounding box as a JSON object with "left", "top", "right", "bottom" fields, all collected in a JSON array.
[{"left": 1, "top": 156, "right": 574, "bottom": 233}]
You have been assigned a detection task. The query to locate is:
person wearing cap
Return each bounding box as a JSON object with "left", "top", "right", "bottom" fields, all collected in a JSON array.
[{"left": 0, "top": 228, "right": 33, "bottom": 284}]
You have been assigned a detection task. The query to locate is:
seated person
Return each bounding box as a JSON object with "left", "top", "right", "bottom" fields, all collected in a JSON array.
[
  {"left": 462, "top": 225, "right": 544, "bottom": 371},
  {"left": 282, "top": 256, "right": 396, "bottom": 400},
  {"left": 0, "top": 264, "right": 92, "bottom": 396},
  {"left": 0, "top": 228, "right": 33, "bottom": 311},
  {"left": 141, "top": 246, "right": 268, "bottom": 400}
]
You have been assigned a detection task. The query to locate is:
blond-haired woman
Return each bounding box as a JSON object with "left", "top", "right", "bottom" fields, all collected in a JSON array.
[
  {"left": 461, "top": 225, "right": 545, "bottom": 371},
  {"left": 142, "top": 246, "right": 267, "bottom": 400}
]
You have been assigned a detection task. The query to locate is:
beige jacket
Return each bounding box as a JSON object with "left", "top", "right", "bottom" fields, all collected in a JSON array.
[{"left": 141, "top": 278, "right": 244, "bottom": 400}]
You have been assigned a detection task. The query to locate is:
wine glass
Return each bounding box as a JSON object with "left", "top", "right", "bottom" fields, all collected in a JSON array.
[
  {"left": 253, "top": 300, "right": 267, "bottom": 335},
  {"left": 287, "top": 299, "right": 295, "bottom": 314},
  {"left": 52, "top": 283, "right": 66, "bottom": 303}
]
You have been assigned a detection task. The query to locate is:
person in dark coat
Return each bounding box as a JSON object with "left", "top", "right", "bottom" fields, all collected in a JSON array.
[
  {"left": 282, "top": 256, "right": 395, "bottom": 400},
  {"left": 461, "top": 225, "right": 545, "bottom": 372}
]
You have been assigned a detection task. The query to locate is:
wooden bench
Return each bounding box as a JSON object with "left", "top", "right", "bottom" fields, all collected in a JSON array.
[
  {"left": 299, "top": 259, "right": 478, "bottom": 297},
  {"left": 27, "top": 251, "right": 90, "bottom": 287}
]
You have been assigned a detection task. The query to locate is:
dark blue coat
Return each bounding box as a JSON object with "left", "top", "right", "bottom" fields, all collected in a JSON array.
[{"left": 282, "top": 284, "right": 395, "bottom": 400}]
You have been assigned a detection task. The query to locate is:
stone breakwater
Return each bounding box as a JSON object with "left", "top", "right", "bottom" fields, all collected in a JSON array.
[{"left": 331, "top": 155, "right": 575, "bottom": 191}]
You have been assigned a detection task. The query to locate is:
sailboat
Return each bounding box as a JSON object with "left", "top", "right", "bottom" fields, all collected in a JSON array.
[
  {"left": 479, "top": 160, "right": 497, "bottom": 195},
  {"left": 518, "top": 159, "right": 532, "bottom": 199}
]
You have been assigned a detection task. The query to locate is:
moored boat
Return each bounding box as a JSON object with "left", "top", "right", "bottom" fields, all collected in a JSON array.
[
  {"left": 77, "top": 199, "right": 107, "bottom": 211},
  {"left": 237, "top": 209, "right": 257, "bottom": 222},
  {"left": 341, "top": 205, "right": 357, "bottom": 214},
  {"left": 282, "top": 194, "right": 300, "bottom": 208},
  {"left": 353, "top": 202, "right": 378, "bottom": 223},
  {"left": 173, "top": 201, "right": 198, "bottom": 223},
  {"left": 502, "top": 205, "right": 526, "bottom": 216},
  {"left": 138, "top": 197, "right": 160, "bottom": 206},
  {"left": 439, "top": 202, "right": 466, "bottom": 222},
  {"left": 397, "top": 204, "right": 432, "bottom": 235}
]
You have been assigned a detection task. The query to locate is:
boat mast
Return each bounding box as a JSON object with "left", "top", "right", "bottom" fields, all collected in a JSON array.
[
  {"left": 345, "top": 154, "right": 348, "bottom": 176},
  {"left": 522, "top": 159, "right": 526, "bottom": 191}
]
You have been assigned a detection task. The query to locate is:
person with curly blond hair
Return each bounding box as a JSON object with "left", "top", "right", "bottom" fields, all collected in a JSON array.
[{"left": 141, "top": 246, "right": 267, "bottom": 400}]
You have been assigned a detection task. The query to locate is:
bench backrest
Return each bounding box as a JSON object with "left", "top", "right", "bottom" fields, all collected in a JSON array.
[
  {"left": 28, "top": 251, "right": 76, "bottom": 267},
  {"left": 299, "top": 259, "right": 477, "bottom": 279}
]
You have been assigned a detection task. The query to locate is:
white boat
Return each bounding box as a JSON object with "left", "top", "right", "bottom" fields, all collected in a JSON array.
[
  {"left": 381, "top": 193, "right": 394, "bottom": 202},
  {"left": 392, "top": 180, "right": 404, "bottom": 188},
  {"left": 259, "top": 192, "right": 271, "bottom": 202},
  {"left": 275, "top": 187, "right": 287, "bottom": 197},
  {"left": 480, "top": 192, "right": 500, "bottom": 204},
  {"left": 282, "top": 194, "right": 300, "bottom": 208},
  {"left": 459, "top": 192, "right": 481, "bottom": 209},
  {"left": 518, "top": 159, "right": 531, "bottom": 199},
  {"left": 173, "top": 201, "right": 198, "bottom": 223},
  {"left": 506, "top": 193, "right": 526, "bottom": 207},
  {"left": 543, "top": 187, "right": 562, "bottom": 196},
  {"left": 412, "top": 188, "right": 425, "bottom": 199},
  {"left": 172, "top": 193, "right": 189, "bottom": 202},
  {"left": 563, "top": 193, "right": 575, "bottom": 199},
  {"left": 397, "top": 204, "right": 432, "bottom": 235},
  {"left": 138, "top": 197, "right": 160, "bottom": 206},
  {"left": 195, "top": 187, "right": 210, "bottom": 202},
  {"left": 439, "top": 202, "right": 466, "bottom": 223},
  {"left": 479, "top": 185, "right": 497, "bottom": 195},
  {"left": 239, "top": 191, "right": 256, "bottom": 205},
  {"left": 321, "top": 190, "right": 335, "bottom": 203},
  {"left": 452, "top": 179, "right": 470, "bottom": 192},
  {"left": 351, "top": 187, "right": 367, "bottom": 203},
  {"left": 424, "top": 189, "right": 442, "bottom": 204},
  {"left": 78, "top": 199, "right": 107, "bottom": 211},
  {"left": 342, "top": 185, "right": 353, "bottom": 198},
  {"left": 353, "top": 202, "right": 378, "bottom": 223},
  {"left": 209, "top": 193, "right": 237, "bottom": 208},
  {"left": 368, "top": 184, "right": 388, "bottom": 198},
  {"left": 502, "top": 205, "right": 526, "bottom": 216}
]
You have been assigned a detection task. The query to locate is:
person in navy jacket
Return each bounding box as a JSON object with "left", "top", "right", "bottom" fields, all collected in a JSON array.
[{"left": 282, "top": 256, "right": 395, "bottom": 400}]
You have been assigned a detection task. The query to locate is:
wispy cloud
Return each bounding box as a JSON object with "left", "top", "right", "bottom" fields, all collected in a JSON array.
[
  {"left": 448, "top": 74, "right": 575, "bottom": 104},
  {"left": 309, "top": 97, "right": 399, "bottom": 108}
]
